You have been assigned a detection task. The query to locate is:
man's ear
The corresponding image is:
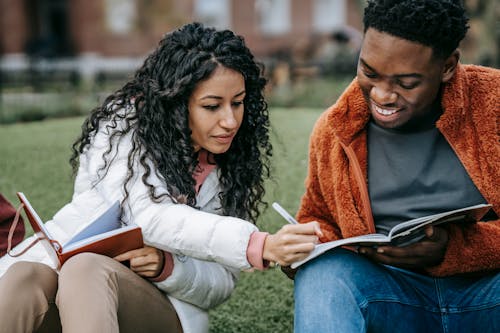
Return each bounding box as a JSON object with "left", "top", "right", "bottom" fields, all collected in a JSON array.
[{"left": 441, "top": 50, "right": 460, "bottom": 83}]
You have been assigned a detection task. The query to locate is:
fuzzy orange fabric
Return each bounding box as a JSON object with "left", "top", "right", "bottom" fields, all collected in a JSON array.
[{"left": 297, "top": 64, "right": 500, "bottom": 277}]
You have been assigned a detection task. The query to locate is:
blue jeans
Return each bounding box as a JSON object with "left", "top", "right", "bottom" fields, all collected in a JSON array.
[{"left": 294, "top": 249, "right": 499, "bottom": 333}]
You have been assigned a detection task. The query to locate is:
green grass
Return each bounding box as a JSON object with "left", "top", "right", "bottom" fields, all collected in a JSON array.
[
  {"left": 0, "top": 93, "right": 98, "bottom": 124},
  {"left": 267, "top": 76, "right": 353, "bottom": 108},
  {"left": 0, "top": 107, "right": 324, "bottom": 332}
]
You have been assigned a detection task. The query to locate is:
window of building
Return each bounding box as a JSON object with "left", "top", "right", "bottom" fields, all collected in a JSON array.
[
  {"left": 194, "top": 0, "right": 231, "bottom": 30},
  {"left": 257, "top": 0, "right": 291, "bottom": 36},
  {"left": 313, "top": 0, "right": 346, "bottom": 32},
  {"left": 105, "top": 0, "right": 136, "bottom": 34}
]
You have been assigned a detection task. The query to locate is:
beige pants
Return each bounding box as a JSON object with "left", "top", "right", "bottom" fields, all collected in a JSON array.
[{"left": 0, "top": 253, "right": 183, "bottom": 333}]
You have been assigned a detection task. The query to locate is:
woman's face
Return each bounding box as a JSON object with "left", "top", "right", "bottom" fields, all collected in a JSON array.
[{"left": 188, "top": 65, "right": 245, "bottom": 154}]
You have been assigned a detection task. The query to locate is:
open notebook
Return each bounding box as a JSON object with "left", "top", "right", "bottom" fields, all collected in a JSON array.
[
  {"left": 285, "top": 203, "right": 492, "bottom": 269},
  {"left": 17, "top": 192, "right": 143, "bottom": 269}
]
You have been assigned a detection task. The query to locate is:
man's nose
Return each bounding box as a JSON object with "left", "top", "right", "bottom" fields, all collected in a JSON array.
[{"left": 370, "top": 83, "right": 397, "bottom": 105}]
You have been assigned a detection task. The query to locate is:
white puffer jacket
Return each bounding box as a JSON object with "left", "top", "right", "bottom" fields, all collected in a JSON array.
[{"left": 0, "top": 117, "right": 259, "bottom": 333}]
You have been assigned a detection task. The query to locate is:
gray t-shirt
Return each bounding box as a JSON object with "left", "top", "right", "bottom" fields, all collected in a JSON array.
[{"left": 367, "top": 121, "right": 487, "bottom": 235}]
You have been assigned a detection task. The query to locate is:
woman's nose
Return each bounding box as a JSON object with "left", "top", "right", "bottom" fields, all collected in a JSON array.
[{"left": 219, "top": 107, "right": 238, "bottom": 129}]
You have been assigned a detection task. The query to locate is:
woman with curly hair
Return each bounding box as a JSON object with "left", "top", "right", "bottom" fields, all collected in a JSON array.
[{"left": 0, "top": 23, "right": 321, "bottom": 333}]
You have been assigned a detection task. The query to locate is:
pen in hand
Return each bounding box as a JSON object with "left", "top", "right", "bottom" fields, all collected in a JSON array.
[
  {"left": 272, "top": 202, "right": 299, "bottom": 224},
  {"left": 272, "top": 202, "right": 324, "bottom": 238},
  {"left": 270, "top": 202, "right": 324, "bottom": 269}
]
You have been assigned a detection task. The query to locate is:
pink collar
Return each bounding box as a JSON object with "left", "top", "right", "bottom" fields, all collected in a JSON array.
[{"left": 193, "top": 150, "right": 217, "bottom": 194}]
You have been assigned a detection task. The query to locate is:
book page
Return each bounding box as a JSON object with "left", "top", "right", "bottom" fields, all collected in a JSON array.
[
  {"left": 388, "top": 204, "right": 492, "bottom": 246},
  {"left": 290, "top": 204, "right": 492, "bottom": 269},
  {"left": 64, "top": 201, "right": 121, "bottom": 246},
  {"left": 291, "top": 233, "right": 391, "bottom": 269}
]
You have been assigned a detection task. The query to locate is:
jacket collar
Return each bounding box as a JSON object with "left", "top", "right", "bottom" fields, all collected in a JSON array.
[
  {"left": 196, "top": 168, "right": 220, "bottom": 208},
  {"left": 327, "top": 78, "right": 370, "bottom": 146},
  {"left": 436, "top": 63, "right": 468, "bottom": 133}
]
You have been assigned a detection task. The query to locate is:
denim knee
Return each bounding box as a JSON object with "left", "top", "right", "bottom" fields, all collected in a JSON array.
[
  {"left": 296, "top": 248, "right": 376, "bottom": 287},
  {"left": 294, "top": 249, "right": 369, "bottom": 333},
  {"left": 294, "top": 248, "right": 377, "bottom": 311}
]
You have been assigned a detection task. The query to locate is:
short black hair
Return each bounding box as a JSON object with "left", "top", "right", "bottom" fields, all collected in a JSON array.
[{"left": 363, "top": 0, "right": 469, "bottom": 59}]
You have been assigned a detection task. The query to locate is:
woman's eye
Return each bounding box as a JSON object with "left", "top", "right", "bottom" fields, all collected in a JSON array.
[
  {"left": 232, "top": 101, "right": 244, "bottom": 107},
  {"left": 203, "top": 105, "right": 219, "bottom": 111}
]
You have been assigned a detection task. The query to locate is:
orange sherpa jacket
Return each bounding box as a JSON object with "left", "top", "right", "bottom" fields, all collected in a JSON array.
[{"left": 297, "top": 64, "right": 499, "bottom": 277}]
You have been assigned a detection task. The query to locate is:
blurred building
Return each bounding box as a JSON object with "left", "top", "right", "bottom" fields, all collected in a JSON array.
[{"left": 0, "top": 0, "right": 363, "bottom": 82}]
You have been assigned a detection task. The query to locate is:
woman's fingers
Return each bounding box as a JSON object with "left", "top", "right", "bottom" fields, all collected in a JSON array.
[
  {"left": 271, "top": 247, "right": 316, "bottom": 266},
  {"left": 274, "top": 233, "right": 319, "bottom": 246},
  {"left": 114, "top": 246, "right": 164, "bottom": 277},
  {"left": 279, "top": 221, "right": 323, "bottom": 237},
  {"left": 130, "top": 263, "right": 161, "bottom": 276},
  {"left": 264, "top": 225, "right": 321, "bottom": 266},
  {"left": 129, "top": 252, "right": 158, "bottom": 267}
]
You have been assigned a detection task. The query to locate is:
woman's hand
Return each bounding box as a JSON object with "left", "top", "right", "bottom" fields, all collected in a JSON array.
[
  {"left": 358, "top": 226, "right": 449, "bottom": 269},
  {"left": 263, "top": 221, "right": 323, "bottom": 266},
  {"left": 114, "top": 246, "right": 165, "bottom": 278}
]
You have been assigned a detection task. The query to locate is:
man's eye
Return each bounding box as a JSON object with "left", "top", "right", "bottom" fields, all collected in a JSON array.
[
  {"left": 398, "top": 81, "right": 419, "bottom": 90},
  {"left": 203, "top": 105, "right": 219, "bottom": 111},
  {"left": 363, "top": 71, "right": 377, "bottom": 79}
]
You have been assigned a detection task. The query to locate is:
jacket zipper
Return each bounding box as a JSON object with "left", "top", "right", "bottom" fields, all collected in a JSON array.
[{"left": 339, "top": 140, "right": 376, "bottom": 233}]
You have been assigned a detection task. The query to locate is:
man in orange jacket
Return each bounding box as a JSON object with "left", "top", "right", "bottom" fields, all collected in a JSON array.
[{"left": 290, "top": 1, "right": 499, "bottom": 332}]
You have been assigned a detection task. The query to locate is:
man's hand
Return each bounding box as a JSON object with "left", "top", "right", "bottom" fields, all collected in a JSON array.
[
  {"left": 358, "top": 226, "right": 449, "bottom": 269},
  {"left": 114, "top": 245, "right": 165, "bottom": 278}
]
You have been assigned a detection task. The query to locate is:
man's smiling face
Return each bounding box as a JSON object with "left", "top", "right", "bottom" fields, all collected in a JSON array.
[{"left": 357, "top": 28, "right": 452, "bottom": 130}]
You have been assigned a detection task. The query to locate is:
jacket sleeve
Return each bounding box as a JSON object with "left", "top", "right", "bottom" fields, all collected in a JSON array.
[
  {"left": 429, "top": 65, "right": 500, "bottom": 276},
  {"left": 427, "top": 219, "right": 500, "bottom": 276},
  {"left": 79, "top": 123, "right": 258, "bottom": 270},
  {"left": 154, "top": 254, "right": 239, "bottom": 309}
]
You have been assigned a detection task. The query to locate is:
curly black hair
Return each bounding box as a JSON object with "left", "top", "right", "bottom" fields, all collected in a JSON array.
[
  {"left": 363, "top": 0, "right": 469, "bottom": 59},
  {"left": 70, "top": 22, "right": 272, "bottom": 223}
]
